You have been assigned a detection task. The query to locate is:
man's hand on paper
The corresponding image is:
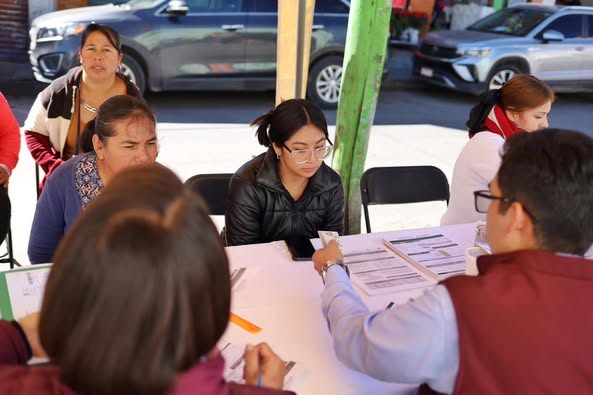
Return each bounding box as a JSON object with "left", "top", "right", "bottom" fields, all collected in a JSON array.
[
  {"left": 18, "top": 313, "right": 48, "bottom": 359},
  {"left": 243, "top": 342, "right": 284, "bottom": 390},
  {"left": 312, "top": 240, "right": 343, "bottom": 273}
]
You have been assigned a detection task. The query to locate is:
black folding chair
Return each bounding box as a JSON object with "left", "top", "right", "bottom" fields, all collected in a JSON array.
[
  {"left": 184, "top": 173, "right": 233, "bottom": 244},
  {"left": 0, "top": 227, "right": 19, "bottom": 269},
  {"left": 0, "top": 186, "right": 19, "bottom": 268},
  {"left": 184, "top": 173, "right": 233, "bottom": 216},
  {"left": 360, "top": 166, "right": 450, "bottom": 233},
  {"left": 35, "top": 163, "right": 42, "bottom": 199}
]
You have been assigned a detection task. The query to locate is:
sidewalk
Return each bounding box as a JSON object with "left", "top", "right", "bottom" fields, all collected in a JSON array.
[{"left": 6, "top": 122, "right": 467, "bottom": 266}]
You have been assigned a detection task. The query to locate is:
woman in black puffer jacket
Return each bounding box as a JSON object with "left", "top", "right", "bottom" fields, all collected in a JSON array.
[{"left": 225, "top": 99, "right": 344, "bottom": 246}]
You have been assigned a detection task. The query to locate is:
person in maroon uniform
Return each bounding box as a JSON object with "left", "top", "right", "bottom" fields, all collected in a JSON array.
[{"left": 313, "top": 128, "right": 593, "bottom": 394}]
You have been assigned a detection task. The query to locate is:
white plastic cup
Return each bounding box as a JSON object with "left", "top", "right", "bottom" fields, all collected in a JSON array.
[{"left": 465, "top": 246, "right": 487, "bottom": 276}]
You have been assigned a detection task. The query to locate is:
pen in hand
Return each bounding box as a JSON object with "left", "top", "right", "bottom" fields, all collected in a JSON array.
[{"left": 243, "top": 343, "right": 285, "bottom": 390}]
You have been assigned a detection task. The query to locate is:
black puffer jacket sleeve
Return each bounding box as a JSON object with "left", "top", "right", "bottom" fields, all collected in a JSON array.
[
  {"left": 225, "top": 176, "right": 262, "bottom": 246},
  {"left": 322, "top": 181, "right": 345, "bottom": 235}
]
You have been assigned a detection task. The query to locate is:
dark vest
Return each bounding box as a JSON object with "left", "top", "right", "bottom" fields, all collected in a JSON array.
[{"left": 422, "top": 249, "right": 593, "bottom": 394}]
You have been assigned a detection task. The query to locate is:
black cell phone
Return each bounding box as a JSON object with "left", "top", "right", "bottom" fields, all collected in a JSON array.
[{"left": 286, "top": 236, "right": 315, "bottom": 261}]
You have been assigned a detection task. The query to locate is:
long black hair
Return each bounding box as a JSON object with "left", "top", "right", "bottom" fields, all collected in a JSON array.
[{"left": 252, "top": 98, "right": 331, "bottom": 148}]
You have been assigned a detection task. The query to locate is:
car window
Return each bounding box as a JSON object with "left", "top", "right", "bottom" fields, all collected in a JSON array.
[
  {"left": 541, "top": 15, "right": 583, "bottom": 38},
  {"left": 187, "top": 0, "right": 243, "bottom": 12},
  {"left": 315, "top": 0, "right": 349, "bottom": 14},
  {"left": 467, "top": 8, "right": 552, "bottom": 36},
  {"left": 589, "top": 16, "right": 593, "bottom": 37},
  {"left": 251, "top": 0, "right": 276, "bottom": 12}
]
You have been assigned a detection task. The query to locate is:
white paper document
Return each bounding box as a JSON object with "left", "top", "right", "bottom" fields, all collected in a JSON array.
[
  {"left": 384, "top": 233, "right": 466, "bottom": 280},
  {"left": 3, "top": 266, "right": 51, "bottom": 320},
  {"left": 343, "top": 248, "right": 434, "bottom": 296},
  {"left": 220, "top": 342, "right": 305, "bottom": 392}
]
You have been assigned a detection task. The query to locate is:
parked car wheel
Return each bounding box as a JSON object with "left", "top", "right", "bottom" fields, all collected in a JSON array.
[
  {"left": 120, "top": 54, "right": 146, "bottom": 95},
  {"left": 487, "top": 64, "right": 522, "bottom": 91},
  {"left": 307, "top": 55, "right": 343, "bottom": 109}
]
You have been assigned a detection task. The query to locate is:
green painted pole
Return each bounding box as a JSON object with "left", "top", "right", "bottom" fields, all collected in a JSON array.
[
  {"left": 492, "top": 0, "right": 505, "bottom": 11},
  {"left": 332, "top": 0, "right": 391, "bottom": 234}
]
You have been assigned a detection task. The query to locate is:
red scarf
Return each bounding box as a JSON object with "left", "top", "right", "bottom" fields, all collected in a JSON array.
[{"left": 475, "top": 104, "right": 524, "bottom": 139}]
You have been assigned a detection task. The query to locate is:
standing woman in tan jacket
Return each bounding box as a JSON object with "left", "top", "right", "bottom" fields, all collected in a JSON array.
[{"left": 24, "top": 23, "right": 141, "bottom": 186}]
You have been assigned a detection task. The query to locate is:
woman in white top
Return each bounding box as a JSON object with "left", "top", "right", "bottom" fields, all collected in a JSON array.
[{"left": 441, "top": 75, "right": 555, "bottom": 225}]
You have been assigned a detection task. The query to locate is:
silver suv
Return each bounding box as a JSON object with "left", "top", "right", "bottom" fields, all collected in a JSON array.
[{"left": 413, "top": 4, "right": 593, "bottom": 94}]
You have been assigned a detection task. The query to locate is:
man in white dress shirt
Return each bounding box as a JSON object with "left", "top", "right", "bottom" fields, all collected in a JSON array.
[{"left": 312, "top": 129, "right": 593, "bottom": 394}]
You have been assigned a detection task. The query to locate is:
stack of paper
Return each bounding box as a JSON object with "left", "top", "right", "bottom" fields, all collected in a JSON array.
[
  {"left": 342, "top": 248, "right": 434, "bottom": 296},
  {"left": 383, "top": 233, "right": 466, "bottom": 281}
]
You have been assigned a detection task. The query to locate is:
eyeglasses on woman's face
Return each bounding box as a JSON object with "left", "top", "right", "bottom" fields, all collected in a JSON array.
[
  {"left": 282, "top": 145, "right": 333, "bottom": 164},
  {"left": 473, "top": 190, "right": 536, "bottom": 221}
]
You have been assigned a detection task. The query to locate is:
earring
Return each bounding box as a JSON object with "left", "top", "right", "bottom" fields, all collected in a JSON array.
[{"left": 276, "top": 153, "right": 280, "bottom": 160}]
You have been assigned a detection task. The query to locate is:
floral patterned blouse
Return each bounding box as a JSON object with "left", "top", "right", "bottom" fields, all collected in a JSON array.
[{"left": 74, "top": 151, "right": 103, "bottom": 208}]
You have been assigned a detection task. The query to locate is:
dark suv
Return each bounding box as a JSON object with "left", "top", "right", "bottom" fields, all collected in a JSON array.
[{"left": 29, "top": 0, "right": 350, "bottom": 108}]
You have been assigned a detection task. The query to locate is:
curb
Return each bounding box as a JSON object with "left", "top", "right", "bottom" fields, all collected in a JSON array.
[
  {"left": 0, "top": 79, "right": 421, "bottom": 98},
  {"left": 0, "top": 53, "right": 420, "bottom": 98}
]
